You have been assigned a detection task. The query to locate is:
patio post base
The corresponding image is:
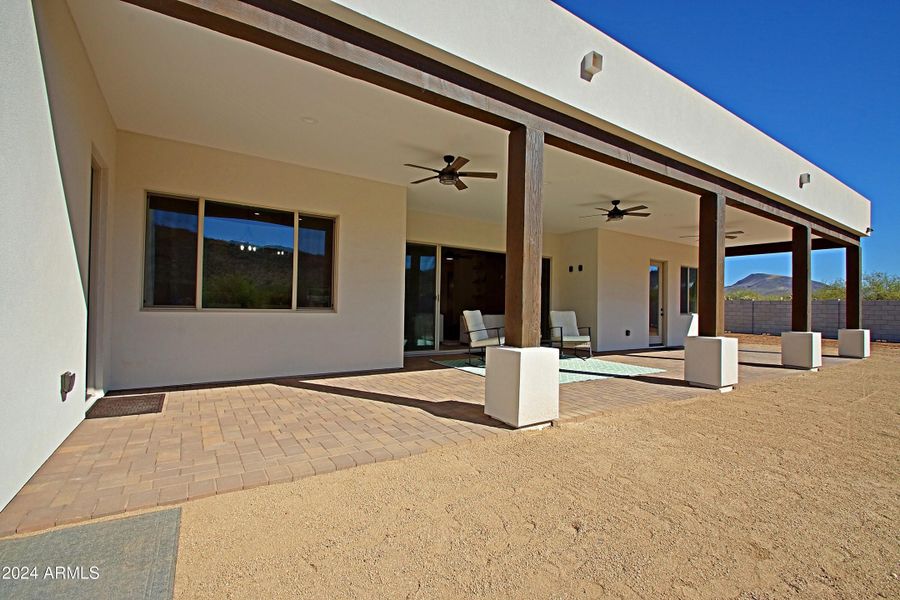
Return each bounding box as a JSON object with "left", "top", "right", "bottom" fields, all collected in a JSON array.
[
  {"left": 485, "top": 346, "right": 559, "bottom": 428},
  {"left": 781, "top": 331, "right": 822, "bottom": 370},
  {"left": 838, "top": 329, "right": 870, "bottom": 358},
  {"left": 684, "top": 336, "right": 738, "bottom": 391}
]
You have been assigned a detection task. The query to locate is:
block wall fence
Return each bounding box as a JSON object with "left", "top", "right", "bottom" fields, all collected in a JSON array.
[{"left": 724, "top": 300, "right": 900, "bottom": 342}]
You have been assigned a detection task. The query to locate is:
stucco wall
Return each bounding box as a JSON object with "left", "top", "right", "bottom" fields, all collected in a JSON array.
[
  {"left": 596, "top": 229, "right": 698, "bottom": 350},
  {"left": 311, "top": 0, "right": 870, "bottom": 234},
  {"left": 109, "top": 132, "right": 407, "bottom": 389},
  {"left": 0, "top": 0, "right": 117, "bottom": 510}
]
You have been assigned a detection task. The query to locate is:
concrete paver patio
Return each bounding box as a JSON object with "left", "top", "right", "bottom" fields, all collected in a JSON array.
[{"left": 0, "top": 343, "right": 852, "bottom": 536}]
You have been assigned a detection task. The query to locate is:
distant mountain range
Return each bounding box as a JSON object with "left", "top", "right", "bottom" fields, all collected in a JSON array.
[{"left": 726, "top": 273, "right": 826, "bottom": 297}]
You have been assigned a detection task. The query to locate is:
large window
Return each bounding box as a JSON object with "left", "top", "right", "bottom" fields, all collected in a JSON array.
[
  {"left": 144, "top": 194, "right": 198, "bottom": 307},
  {"left": 143, "top": 194, "right": 335, "bottom": 310},
  {"left": 680, "top": 266, "right": 698, "bottom": 314}
]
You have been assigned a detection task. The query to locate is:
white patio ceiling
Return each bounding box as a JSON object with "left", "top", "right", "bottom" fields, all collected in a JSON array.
[{"left": 67, "top": 0, "right": 789, "bottom": 245}]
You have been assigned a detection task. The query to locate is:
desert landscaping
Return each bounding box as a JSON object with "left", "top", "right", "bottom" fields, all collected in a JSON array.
[{"left": 171, "top": 339, "right": 899, "bottom": 599}]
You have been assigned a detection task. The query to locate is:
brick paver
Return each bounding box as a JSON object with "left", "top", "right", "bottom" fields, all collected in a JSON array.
[{"left": 0, "top": 344, "right": 851, "bottom": 536}]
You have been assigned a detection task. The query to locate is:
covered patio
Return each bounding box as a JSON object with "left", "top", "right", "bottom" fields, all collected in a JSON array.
[{"left": 0, "top": 341, "right": 853, "bottom": 536}]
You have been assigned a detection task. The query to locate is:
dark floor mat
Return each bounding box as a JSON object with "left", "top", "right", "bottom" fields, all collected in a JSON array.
[
  {"left": 0, "top": 509, "right": 180, "bottom": 599},
  {"left": 86, "top": 393, "right": 165, "bottom": 418}
]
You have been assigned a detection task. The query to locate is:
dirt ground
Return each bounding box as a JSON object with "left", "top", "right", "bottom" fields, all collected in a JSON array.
[{"left": 174, "top": 343, "right": 899, "bottom": 599}]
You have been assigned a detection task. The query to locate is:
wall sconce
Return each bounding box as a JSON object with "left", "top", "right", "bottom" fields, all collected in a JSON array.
[
  {"left": 580, "top": 51, "right": 603, "bottom": 82},
  {"left": 799, "top": 173, "right": 811, "bottom": 188}
]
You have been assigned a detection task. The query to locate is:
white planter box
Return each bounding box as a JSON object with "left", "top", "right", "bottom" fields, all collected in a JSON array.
[
  {"left": 684, "top": 336, "right": 738, "bottom": 391},
  {"left": 838, "top": 329, "right": 870, "bottom": 358},
  {"left": 485, "top": 347, "right": 559, "bottom": 428},
  {"left": 781, "top": 331, "right": 822, "bottom": 370}
]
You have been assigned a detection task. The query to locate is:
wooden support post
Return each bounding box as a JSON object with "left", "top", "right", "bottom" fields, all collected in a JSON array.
[
  {"left": 791, "top": 225, "right": 812, "bottom": 331},
  {"left": 697, "top": 192, "right": 726, "bottom": 337},
  {"left": 846, "top": 244, "right": 862, "bottom": 329},
  {"left": 505, "top": 125, "right": 544, "bottom": 347}
]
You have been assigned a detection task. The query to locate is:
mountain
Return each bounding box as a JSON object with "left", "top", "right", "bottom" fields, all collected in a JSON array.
[{"left": 726, "top": 273, "right": 826, "bottom": 297}]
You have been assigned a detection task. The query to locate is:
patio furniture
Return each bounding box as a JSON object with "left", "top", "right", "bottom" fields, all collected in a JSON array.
[
  {"left": 459, "top": 313, "right": 505, "bottom": 344},
  {"left": 462, "top": 310, "right": 504, "bottom": 365},
  {"left": 550, "top": 310, "right": 593, "bottom": 358}
]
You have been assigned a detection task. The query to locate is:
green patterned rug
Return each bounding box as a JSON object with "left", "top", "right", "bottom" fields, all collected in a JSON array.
[
  {"left": 432, "top": 357, "right": 664, "bottom": 382},
  {"left": 431, "top": 359, "right": 607, "bottom": 384}
]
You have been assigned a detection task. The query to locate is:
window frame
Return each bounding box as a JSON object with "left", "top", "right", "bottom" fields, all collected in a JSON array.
[
  {"left": 680, "top": 265, "right": 698, "bottom": 314},
  {"left": 141, "top": 191, "right": 338, "bottom": 313}
]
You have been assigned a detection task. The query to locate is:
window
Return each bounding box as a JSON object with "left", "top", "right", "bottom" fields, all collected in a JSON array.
[
  {"left": 203, "top": 202, "right": 295, "bottom": 309},
  {"left": 297, "top": 215, "right": 335, "bottom": 308},
  {"left": 680, "top": 266, "right": 698, "bottom": 314},
  {"left": 143, "top": 194, "right": 198, "bottom": 307},
  {"left": 143, "top": 195, "right": 336, "bottom": 311}
]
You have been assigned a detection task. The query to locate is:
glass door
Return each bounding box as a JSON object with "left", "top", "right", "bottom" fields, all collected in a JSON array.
[
  {"left": 404, "top": 243, "right": 437, "bottom": 351},
  {"left": 649, "top": 261, "right": 665, "bottom": 345}
]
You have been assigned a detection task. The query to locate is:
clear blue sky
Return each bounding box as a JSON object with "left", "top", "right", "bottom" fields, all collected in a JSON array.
[{"left": 555, "top": 0, "right": 899, "bottom": 285}]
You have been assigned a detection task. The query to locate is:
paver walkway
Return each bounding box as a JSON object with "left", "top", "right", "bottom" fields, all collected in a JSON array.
[{"left": 0, "top": 344, "right": 851, "bottom": 536}]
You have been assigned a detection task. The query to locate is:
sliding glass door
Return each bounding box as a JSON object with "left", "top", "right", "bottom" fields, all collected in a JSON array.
[{"left": 404, "top": 243, "right": 437, "bottom": 351}]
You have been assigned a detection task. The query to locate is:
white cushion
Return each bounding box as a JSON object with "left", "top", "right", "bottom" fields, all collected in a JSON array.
[
  {"left": 550, "top": 310, "right": 580, "bottom": 339},
  {"left": 471, "top": 336, "right": 505, "bottom": 348},
  {"left": 462, "top": 310, "right": 489, "bottom": 342}
]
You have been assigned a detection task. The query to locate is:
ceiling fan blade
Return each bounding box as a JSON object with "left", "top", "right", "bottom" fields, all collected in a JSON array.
[
  {"left": 625, "top": 212, "right": 651, "bottom": 217},
  {"left": 728, "top": 230, "right": 745, "bottom": 235},
  {"left": 449, "top": 156, "right": 469, "bottom": 171},
  {"left": 678, "top": 234, "right": 699, "bottom": 239},
  {"left": 457, "top": 171, "right": 497, "bottom": 179},
  {"left": 454, "top": 179, "right": 468, "bottom": 191},
  {"left": 726, "top": 234, "right": 738, "bottom": 239},
  {"left": 410, "top": 176, "right": 438, "bottom": 184},
  {"left": 580, "top": 214, "right": 604, "bottom": 219},
  {"left": 595, "top": 208, "right": 611, "bottom": 212},
  {"left": 404, "top": 163, "right": 440, "bottom": 172},
  {"left": 621, "top": 205, "right": 648, "bottom": 213}
]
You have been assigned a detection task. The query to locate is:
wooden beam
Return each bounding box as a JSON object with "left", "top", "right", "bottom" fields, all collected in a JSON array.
[
  {"left": 726, "top": 238, "right": 843, "bottom": 257},
  {"left": 697, "top": 192, "right": 726, "bottom": 337},
  {"left": 846, "top": 244, "right": 862, "bottom": 329},
  {"left": 791, "top": 226, "right": 812, "bottom": 331},
  {"left": 504, "top": 126, "right": 544, "bottom": 347},
  {"left": 121, "top": 0, "right": 862, "bottom": 246}
]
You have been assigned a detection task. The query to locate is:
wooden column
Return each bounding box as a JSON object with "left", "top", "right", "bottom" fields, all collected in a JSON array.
[
  {"left": 505, "top": 125, "right": 544, "bottom": 347},
  {"left": 846, "top": 244, "right": 862, "bottom": 329},
  {"left": 697, "top": 192, "right": 726, "bottom": 337},
  {"left": 791, "top": 225, "right": 812, "bottom": 331}
]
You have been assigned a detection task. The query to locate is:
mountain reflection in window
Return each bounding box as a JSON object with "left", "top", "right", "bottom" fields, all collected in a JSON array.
[
  {"left": 144, "top": 194, "right": 198, "bottom": 307},
  {"left": 297, "top": 216, "right": 335, "bottom": 308},
  {"left": 202, "top": 201, "right": 294, "bottom": 309}
]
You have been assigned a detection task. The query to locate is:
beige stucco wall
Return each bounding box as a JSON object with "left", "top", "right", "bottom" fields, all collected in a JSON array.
[
  {"left": 0, "top": 0, "right": 117, "bottom": 510},
  {"left": 109, "top": 132, "right": 407, "bottom": 389},
  {"left": 308, "top": 0, "right": 870, "bottom": 235}
]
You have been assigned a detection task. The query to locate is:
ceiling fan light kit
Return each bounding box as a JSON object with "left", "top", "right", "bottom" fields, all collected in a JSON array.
[{"left": 404, "top": 155, "right": 498, "bottom": 191}]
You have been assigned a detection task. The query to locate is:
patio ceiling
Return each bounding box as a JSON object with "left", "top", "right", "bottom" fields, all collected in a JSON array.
[{"left": 66, "top": 0, "right": 790, "bottom": 244}]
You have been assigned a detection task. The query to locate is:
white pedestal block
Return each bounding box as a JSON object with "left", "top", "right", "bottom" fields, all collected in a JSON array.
[
  {"left": 485, "top": 347, "right": 559, "bottom": 428},
  {"left": 781, "top": 331, "right": 822, "bottom": 370},
  {"left": 684, "top": 336, "right": 738, "bottom": 391},
  {"left": 838, "top": 329, "right": 870, "bottom": 358}
]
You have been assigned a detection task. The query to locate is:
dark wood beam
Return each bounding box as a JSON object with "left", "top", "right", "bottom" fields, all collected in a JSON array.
[
  {"left": 791, "top": 226, "right": 812, "bottom": 331},
  {"left": 121, "top": 0, "right": 861, "bottom": 247},
  {"left": 726, "top": 238, "right": 843, "bottom": 257},
  {"left": 697, "top": 192, "right": 726, "bottom": 337},
  {"left": 504, "top": 126, "right": 544, "bottom": 348},
  {"left": 846, "top": 244, "right": 862, "bottom": 329}
]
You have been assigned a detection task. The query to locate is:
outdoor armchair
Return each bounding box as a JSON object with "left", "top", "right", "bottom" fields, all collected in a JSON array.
[
  {"left": 462, "top": 310, "right": 505, "bottom": 365},
  {"left": 549, "top": 310, "right": 593, "bottom": 358}
]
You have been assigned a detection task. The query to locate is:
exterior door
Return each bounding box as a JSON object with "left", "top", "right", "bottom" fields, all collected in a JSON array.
[
  {"left": 404, "top": 243, "right": 438, "bottom": 351},
  {"left": 649, "top": 261, "right": 666, "bottom": 345}
]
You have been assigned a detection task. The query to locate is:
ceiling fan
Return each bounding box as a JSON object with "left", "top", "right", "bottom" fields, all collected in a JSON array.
[
  {"left": 581, "top": 199, "right": 651, "bottom": 222},
  {"left": 679, "top": 230, "right": 745, "bottom": 240},
  {"left": 404, "top": 155, "right": 498, "bottom": 191}
]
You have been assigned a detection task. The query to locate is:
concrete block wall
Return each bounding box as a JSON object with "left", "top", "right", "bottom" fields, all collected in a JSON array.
[{"left": 725, "top": 300, "right": 900, "bottom": 342}]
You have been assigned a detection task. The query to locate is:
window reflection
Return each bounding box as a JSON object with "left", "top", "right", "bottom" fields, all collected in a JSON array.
[
  {"left": 297, "top": 216, "right": 335, "bottom": 308},
  {"left": 202, "top": 202, "right": 294, "bottom": 309},
  {"left": 144, "top": 195, "right": 198, "bottom": 307}
]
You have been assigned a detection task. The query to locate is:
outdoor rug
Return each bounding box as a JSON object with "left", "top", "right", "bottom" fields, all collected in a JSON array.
[
  {"left": 432, "top": 359, "right": 607, "bottom": 384},
  {"left": 86, "top": 393, "right": 165, "bottom": 419},
  {"left": 559, "top": 357, "right": 665, "bottom": 377},
  {"left": 0, "top": 509, "right": 180, "bottom": 600}
]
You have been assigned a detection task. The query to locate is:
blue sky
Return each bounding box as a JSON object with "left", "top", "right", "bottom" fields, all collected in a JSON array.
[{"left": 555, "top": 0, "right": 899, "bottom": 285}]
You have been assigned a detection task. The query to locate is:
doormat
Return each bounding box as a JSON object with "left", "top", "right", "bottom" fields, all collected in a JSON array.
[
  {"left": 86, "top": 393, "right": 165, "bottom": 419},
  {"left": 0, "top": 509, "right": 180, "bottom": 600}
]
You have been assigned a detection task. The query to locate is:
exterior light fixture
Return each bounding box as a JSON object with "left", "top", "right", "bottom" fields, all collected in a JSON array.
[
  {"left": 799, "top": 173, "right": 811, "bottom": 188},
  {"left": 580, "top": 51, "right": 603, "bottom": 82}
]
